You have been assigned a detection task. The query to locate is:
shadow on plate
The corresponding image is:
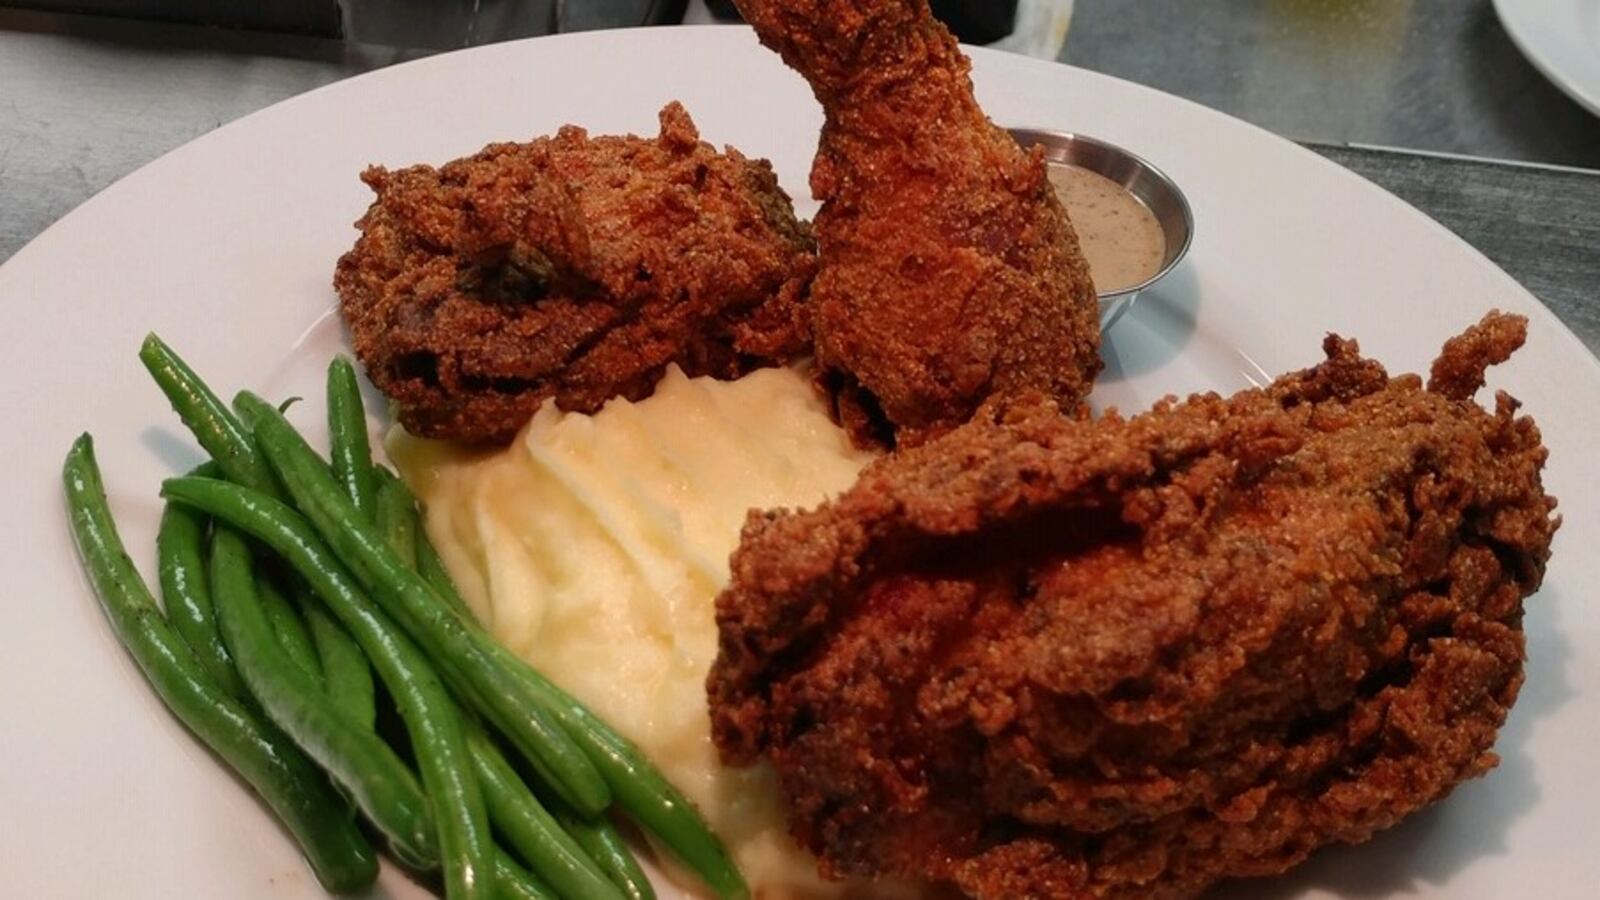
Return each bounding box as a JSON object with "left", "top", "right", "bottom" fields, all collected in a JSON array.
[
  {"left": 140, "top": 425, "right": 208, "bottom": 475},
  {"left": 1100, "top": 262, "right": 1199, "bottom": 384},
  {"left": 1208, "top": 589, "right": 1574, "bottom": 899}
]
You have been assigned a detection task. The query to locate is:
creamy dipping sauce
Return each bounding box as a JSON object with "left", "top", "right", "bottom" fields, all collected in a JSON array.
[
  {"left": 1047, "top": 163, "right": 1166, "bottom": 292},
  {"left": 391, "top": 365, "right": 913, "bottom": 899}
]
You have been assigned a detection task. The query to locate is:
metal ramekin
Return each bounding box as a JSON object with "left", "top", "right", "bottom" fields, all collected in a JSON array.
[{"left": 1009, "top": 128, "right": 1195, "bottom": 331}]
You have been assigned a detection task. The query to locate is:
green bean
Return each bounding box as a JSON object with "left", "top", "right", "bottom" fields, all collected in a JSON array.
[
  {"left": 375, "top": 469, "right": 419, "bottom": 570},
  {"left": 327, "top": 357, "right": 379, "bottom": 523},
  {"left": 300, "top": 370, "right": 383, "bottom": 727},
  {"left": 369, "top": 474, "right": 737, "bottom": 898},
  {"left": 210, "top": 526, "right": 435, "bottom": 868},
  {"left": 429, "top": 581, "right": 734, "bottom": 900},
  {"left": 404, "top": 594, "right": 732, "bottom": 896},
  {"left": 64, "top": 435, "right": 376, "bottom": 893},
  {"left": 465, "top": 723, "right": 625, "bottom": 900},
  {"left": 139, "top": 334, "right": 281, "bottom": 499},
  {"left": 554, "top": 807, "right": 657, "bottom": 900},
  {"left": 302, "top": 591, "right": 376, "bottom": 731},
  {"left": 504, "top": 656, "right": 746, "bottom": 900},
  {"left": 255, "top": 570, "right": 323, "bottom": 689},
  {"left": 374, "top": 477, "right": 624, "bottom": 898},
  {"left": 416, "top": 526, "right": 475, "bottom": 621},
  {"left": 420, "top": 582, "right": 738, "bottom": 898},
  {"left": 383, "top": 470, "right": 475, "bottom": 622},
  {"left": 496, "top": 851, "right": 560, "bottom": 900},
  {"left": 156, "top": 466, "right": 250, "bottom": 699},
  {"left": 237, "top": 392, "right": 611, "bottom": 818},
  {"left": 208, "top": 530, "right": 567, "bottom": 900},
  {"left": 161, "top": 476, "right": 494, "bottom": 900}
]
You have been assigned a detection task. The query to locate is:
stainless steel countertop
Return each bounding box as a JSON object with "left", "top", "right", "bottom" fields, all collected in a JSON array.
[
  {"left": 0, "top": 9, "right": 421, "bottom": 259},
  {"left": 3, "top": 1, "right": 1597, "bottom": 347},
  {"left": 1067, "top": 0, "right": 1600, "bottom": 170}
]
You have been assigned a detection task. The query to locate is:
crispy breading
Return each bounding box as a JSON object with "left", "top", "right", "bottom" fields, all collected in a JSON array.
[
  {"left": 334, "top": 101, "right": 815, "bottom": 443},
  {"left": 734, "top": 0, "right": 1102, "bottom": 447},
  {"left": 708, "top": 312, "right": 1557, "bottom": 899}
]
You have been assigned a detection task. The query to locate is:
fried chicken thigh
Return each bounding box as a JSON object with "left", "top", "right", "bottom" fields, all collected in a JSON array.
[
  {"left": 335, "top": 102, "right": 814, "bottom": 443},
  {"left": 708, "top": 313, "right": 1557, "bottom": 898},
  {"left": 734, "top": 0, "right": 1102, "bottom": 446}
]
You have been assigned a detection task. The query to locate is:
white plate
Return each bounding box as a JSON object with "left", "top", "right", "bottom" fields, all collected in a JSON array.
[
  {"left": 1496, "top": 0, "right": 1600, "bottom": 117},
  {"left": 2, "top": 25, "right": 1598, "bottom": 900}
]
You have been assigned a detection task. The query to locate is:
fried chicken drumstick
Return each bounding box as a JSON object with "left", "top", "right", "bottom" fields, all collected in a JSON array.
[
  {"left": 335, "top": 102, "right": 814, "bottom": 443},
  {"left": 709, "top": 313, "right": 1557, "bottom": 899},
  {"left": 734, "top": 0, "right": 1101, "bottom": 446}
]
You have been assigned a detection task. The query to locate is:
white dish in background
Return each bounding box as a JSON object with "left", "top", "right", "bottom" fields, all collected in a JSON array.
[
  {"left": 1, "top": 25, "right": 1598, "bottom": 899},
  {"left": 1495, "top": 0, "right": 1600, "bottom": 117}
]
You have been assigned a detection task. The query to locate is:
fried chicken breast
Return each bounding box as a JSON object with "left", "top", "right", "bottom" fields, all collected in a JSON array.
[
  {"left": 733, "top": 0, "right": 1102, "bottom": 446},
  {"left": 708, "top": 313, "right": 1557, "bottom": 899},
  {"left": 335, "top": 102, "right": 815, "bottom": 443}
]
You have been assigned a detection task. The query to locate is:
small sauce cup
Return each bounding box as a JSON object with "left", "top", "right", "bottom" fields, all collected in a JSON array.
[{"left": 1010, "top": 128, "right": 1194, "bottom": 330}]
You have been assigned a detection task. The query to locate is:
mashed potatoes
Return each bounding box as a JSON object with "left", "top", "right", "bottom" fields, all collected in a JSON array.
[{"left": 389, "top": 365, "right": 878, "bottom": 898}]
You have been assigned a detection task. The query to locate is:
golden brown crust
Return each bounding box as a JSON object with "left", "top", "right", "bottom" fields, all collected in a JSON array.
[
  {"left": 734, "top": 0, "right": 1102, "bottom": 447},
  {"left": 707, "top": 312, "right": 1557, "bottom": 899},
  {"left": 334, "top": 101, "right": 815, "bottom": 443}
]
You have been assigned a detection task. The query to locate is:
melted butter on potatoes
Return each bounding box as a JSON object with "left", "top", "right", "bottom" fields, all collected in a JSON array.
[{"left": 390, "top": 364, "right": 895, "bottom": 899}]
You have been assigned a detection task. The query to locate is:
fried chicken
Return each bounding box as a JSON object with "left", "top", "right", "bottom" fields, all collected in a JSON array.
[
  {"left": 733, "top": 0, "right": 1102, "bottom": 447},
  {"left": 708, "top": 312, "right": 1557, "bottom": 899},
  {"left": 334, "top": 102, "right": 815, "bottom": 443}
]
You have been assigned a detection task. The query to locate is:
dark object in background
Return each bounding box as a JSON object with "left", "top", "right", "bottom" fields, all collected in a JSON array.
[
  {"left": 348, "top": 0, "right": 683, "bottom": 49},
  {"left": 3, "top": 0, "right": 342, "bottom": 35},
  {"left": 706, "top": 0, "right": 1017, "bottom": 44},
  {"left": 562, "top": 0, "right": 686, "bottom": 31},
  {"left": 0, "top": 0, "right": 688, "bottom": 43},
  {"left": 928, "top": 0, "right": 1017, "bottom": 44}
]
